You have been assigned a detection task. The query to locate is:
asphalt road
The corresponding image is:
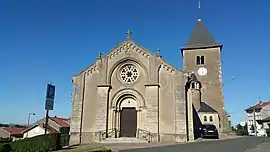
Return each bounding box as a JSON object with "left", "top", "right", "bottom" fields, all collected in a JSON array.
[{"left": 120, "top": 137, "right": 270, "bottom": 152}]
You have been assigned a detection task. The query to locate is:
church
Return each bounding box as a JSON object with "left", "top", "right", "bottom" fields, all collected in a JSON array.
[{"left": 69, "top": 19, "right": 230, "bottom": 145}]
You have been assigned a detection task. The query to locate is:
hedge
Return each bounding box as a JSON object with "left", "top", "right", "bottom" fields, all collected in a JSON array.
[
  {"left": 0, "top": 137, "right": 12, "bottom": 143},
  {"left": 0, "top": 133, "right": 62, "bottom": 152}
]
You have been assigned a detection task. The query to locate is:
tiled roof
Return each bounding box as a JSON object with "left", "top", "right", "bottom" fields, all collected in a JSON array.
[
  {"left": 2, "top": 127, "right": 25, "bottom": 135},
  {"left": 198, "top": 102, "right": 218, "bottom": 113},
  {"left": 50, "top": 117, "right": 70, "bottom": 127},
  {"left": 245, "top": 101, "right": 270, "bottom": 111}
]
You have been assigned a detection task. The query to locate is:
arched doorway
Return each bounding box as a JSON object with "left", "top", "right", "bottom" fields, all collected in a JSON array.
[{"left": 119, "top": 98, "right": 137, "bottom": 137}]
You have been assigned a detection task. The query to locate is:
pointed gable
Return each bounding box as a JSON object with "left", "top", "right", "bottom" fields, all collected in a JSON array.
[{"left": 182, "top": 20, "right": 222, "bottom": 50}]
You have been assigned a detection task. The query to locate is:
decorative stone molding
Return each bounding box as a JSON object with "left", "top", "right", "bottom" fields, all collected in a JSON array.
[
  {"left": 110, "top": 88, "right": 146, "bottom": 110},
  {"left": 107, "top": 40, "right": 151, "bottom": 61},
  {"left": 107, "top": 57, "right": 148, "bottom": 84}
]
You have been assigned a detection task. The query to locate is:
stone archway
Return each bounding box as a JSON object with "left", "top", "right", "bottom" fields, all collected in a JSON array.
[{"left": 108, "top": 89, "right": 146, "bottom": 138}]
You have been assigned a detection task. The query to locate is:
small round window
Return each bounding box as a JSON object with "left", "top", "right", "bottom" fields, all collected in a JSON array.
[{"left": 120, "top": 64, "right": 139, "bottom": 84}]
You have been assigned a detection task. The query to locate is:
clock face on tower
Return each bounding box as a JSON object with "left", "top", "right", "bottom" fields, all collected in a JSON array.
[{"left": 197, "top": 67, "right": 207, "bottom": 76}]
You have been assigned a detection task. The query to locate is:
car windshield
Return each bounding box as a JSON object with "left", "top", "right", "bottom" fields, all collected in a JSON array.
[{"left": 203, "top": 125, "right": 216, "bottom": 130}]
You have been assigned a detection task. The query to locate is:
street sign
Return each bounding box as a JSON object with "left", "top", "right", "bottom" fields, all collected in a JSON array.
[
  {"left": 45, "top": 84, "right": 55, "bottom": 110},
  {"left": 45, "top": 98, "right": 54, "bottom": 110},
  {"left": 46, "top": 84, "right": 55, "bottom": 100}
]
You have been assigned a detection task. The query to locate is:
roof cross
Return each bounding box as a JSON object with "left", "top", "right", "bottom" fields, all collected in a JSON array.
[
  {"left": 126, "top": 29, "right": 132, "bottom": 39},
  {"left": 198, "top": 0, "right": 202, "bottom": 21},
  {"left": 156, "top": 48, "right": 161, "bottom": 57}
]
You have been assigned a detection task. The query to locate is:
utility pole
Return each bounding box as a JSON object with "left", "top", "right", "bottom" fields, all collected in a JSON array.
[{"left": 253, "top": 108, "right": 257, "bottom": 136}]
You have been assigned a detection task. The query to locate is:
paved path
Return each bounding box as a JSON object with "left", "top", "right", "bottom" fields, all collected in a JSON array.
[{"left": 118, "top": 137, "right": 270, "bottom": 152}]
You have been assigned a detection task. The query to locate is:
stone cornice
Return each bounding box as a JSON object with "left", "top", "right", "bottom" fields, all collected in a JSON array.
[
  {"left": 97, "top": 84, "right": 112, "bottom": 88},
  {"left": 145, "top": 84, "right": 160, "bottom": 87}
]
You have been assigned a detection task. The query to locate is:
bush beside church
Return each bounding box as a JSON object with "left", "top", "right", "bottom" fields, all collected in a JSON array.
[{"left": 0, "top": 133, "right": 70, "bottom": 152}]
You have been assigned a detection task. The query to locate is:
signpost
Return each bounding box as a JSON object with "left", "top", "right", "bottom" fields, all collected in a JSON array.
[{"left": 44, "top": 83, "right": 55, "bottom": 134}]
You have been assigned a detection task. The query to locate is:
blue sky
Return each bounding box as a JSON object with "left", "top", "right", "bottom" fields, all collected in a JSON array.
[{"left": 0, "top": 0, "right": 269, "bottom": 126}]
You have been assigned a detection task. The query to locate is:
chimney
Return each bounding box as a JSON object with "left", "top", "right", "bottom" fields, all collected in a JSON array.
[{"left": 259, "top": 101, "right": 262, "bottom": 104}]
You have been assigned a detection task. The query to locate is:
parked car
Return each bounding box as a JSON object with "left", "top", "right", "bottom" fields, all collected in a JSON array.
[{"left": 199, "top": 124, "right": 219, "bottom": 139}]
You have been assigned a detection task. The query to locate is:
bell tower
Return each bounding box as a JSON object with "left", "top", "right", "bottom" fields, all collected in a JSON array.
[{"left": 181, "top": 19, "right": 228, "bottom": 132}]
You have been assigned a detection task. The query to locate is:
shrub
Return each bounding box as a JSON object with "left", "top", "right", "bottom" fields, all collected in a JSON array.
[
  {"left": 0, "top": 133, "right": 61, "bottom": 152},
  {"left": 0, "top": 137, "right": 12, "bottom": 143}
]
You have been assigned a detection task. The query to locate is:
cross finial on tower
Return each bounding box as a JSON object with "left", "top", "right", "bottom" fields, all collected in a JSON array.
[
  {"left": 198, "top": 0, "right": 202, "bottom": 21},
  {"left": 126, "top": 29, "right": 132, "bottom": 39},
  {"left": 156, "top": 48, "right": 161, "bottom": 57},
  {"left": 97, "top": 52, "right": 102, "bottom": 60}
]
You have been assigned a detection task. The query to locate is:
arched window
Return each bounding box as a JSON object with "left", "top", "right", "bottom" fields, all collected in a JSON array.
[
  {"left": 204, "top": 116, "right": 207, "bottom": 122},
  {"left": 200, "top": 56, "right": 205, "bottom": 65},
  {"left": 210, "top": 116, "right": 213, "bottom": 122},
  {"left": 196, "top": 56, "right": 201, "bottom": 65},
  {"left": 191, "top": 83, "right": 195, "bottom": 89},
  {"left": 196, "top": 56, "right": 205, "bottom": 65}
]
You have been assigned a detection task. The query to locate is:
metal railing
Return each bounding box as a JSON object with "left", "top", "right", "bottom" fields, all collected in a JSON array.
[
  {"left": 95, "top": 128, "right": 119, "bottom": 142},
  {"left": 137, "top": 128, "right": 153, "bottom": 143}
]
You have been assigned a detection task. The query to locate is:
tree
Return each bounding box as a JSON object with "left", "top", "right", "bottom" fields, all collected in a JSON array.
[{"left": 234, "top": 123, "right": 248, "bottom": 136}]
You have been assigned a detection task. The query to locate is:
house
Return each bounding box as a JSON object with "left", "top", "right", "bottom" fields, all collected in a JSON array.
[
  {"left": 22, "top": 124, "right": 59, "bottom": 138},
  {"left": 23, "top": 116, "right": 70, "bottom": 139},
  {"left": 245, "top": 101, "right": 270, "bottom": 136},
  {"left": 0, "top": 127, "right": 26, "bottom": 141}
]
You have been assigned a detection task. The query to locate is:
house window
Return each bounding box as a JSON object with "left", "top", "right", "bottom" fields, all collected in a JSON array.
[
  {"left": 196, "top": 56, "right": 205, "bottom": 65},
  {"left": 204, "top": 116, "right": 207, "bottom": 121},
  {"left": 60, "top": 127, "right": 70, "bottom": 134},
  {"left": 210, "top": 116, "right": 213, "bottom": 122}
]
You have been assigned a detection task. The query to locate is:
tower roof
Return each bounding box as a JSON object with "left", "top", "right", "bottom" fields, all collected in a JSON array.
[{"left": 183, "top": 20, "right": 222, "bottom": 50}]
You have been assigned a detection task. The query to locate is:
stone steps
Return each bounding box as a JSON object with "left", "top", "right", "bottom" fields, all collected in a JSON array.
[{"left": 100, "top": 137, "right": 148, "bottom": 143}]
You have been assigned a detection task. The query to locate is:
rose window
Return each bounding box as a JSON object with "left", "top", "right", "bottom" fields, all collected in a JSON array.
[{"left": 120, "top": 65, "right": 139, "bottom": 83}]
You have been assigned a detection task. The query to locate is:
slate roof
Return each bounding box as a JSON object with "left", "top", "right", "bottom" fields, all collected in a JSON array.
[
  {"left": 198, "top": 102, "right": 218, "bottom": 113},
  {"left": 183, "top": 20, "right": 221, "bottom": 50},
  {"left": 245, "top": 101, "right": 270, "bottom": 111}
]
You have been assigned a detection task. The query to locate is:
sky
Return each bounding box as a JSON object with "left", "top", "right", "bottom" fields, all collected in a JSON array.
[{"left": 0, "top": 0, "right": 269, "bottom": 126}]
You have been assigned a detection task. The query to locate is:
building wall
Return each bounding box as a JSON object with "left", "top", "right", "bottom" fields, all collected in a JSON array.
[
  {"left": 198, "top": 113, "right": 219, "bottom": 131},
  {"left": 0, "top": 128, "right": 10, "bottom": 138},
  {"left": 70, "top": 40, "right": 189, "bottom": 144},
  {"left": 183, "top": 47, "right": 228, "bottom": 132},
  {"left": 159, "top": 65, "right": 187, "bottom": 142},
  {"left": 23, "top": 126, "right": 46, "bottom": 139},
  {"left": 246, "top": 104, "right": 270, "bottom": 136}
]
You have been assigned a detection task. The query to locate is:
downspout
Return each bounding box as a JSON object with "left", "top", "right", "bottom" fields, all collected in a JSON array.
[
  {"left": 105, "top": 87, "right": 110, "bottom": 138},
  {"left": 79, "top": 72, "right": 86, "bottom": 144},
  {"left": 157, "top": 67, "right": 160, "bottom": 142},
  {"left": 185, "top": 83, "right": 189, "bottom": 141}
]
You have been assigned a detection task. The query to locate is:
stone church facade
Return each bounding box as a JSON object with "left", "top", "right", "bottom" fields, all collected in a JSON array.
[{"left": 70, "top": 20, "right": 230, "bottom": 145}]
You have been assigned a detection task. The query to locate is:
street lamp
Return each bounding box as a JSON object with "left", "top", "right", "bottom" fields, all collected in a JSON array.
[
  {"left": 26, "top": 112, "right": 35, "bottom": 138},
  {"left": 27, "top": 113, "right": 36, "bottom": 127}
]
